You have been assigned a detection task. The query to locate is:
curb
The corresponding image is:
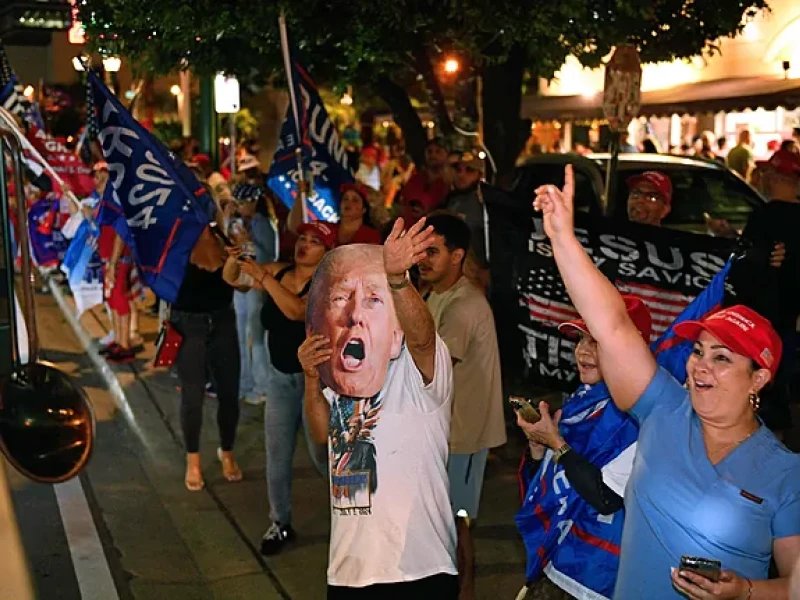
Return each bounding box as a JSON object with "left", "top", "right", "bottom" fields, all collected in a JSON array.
[{"left": 46, "top": 276, "right": 149, "bottom": 442}]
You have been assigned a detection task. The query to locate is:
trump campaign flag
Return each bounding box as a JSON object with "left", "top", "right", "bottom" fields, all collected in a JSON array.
[
  {"left": 267, "top": 56, "right": 354, "bottom": 223},
  {"left": 86, "top": 69, "right": 212, "bottom": 303}
]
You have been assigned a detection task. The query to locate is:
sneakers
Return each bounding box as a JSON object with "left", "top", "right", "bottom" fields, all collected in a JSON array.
[
  {"left": 106, "top": 346, "right": 136, "bottom": 364},
  {"left": 243, "top": 393, "right": 267, "bottom": 406},
  {"left": 260, "top": 522, "right": 294, "bottom": 556}
]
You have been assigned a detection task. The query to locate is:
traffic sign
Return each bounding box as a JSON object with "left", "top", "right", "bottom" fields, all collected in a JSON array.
[{"left": 603, "top": 45, "right": 642, "bottom": 132}]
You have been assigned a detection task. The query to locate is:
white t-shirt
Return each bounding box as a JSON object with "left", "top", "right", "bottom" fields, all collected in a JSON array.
[{"left": 323, "top": 336, "right": 457, "bottom": 587}]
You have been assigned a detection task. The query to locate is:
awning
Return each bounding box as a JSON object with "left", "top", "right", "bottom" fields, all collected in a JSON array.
[{"left": 521, "top": 76, "right": 800, "bottom": 121}]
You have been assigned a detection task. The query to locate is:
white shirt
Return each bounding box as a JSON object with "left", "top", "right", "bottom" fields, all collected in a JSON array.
[{"left": 323, "top": 336, "right": 457, "bottom": 587}]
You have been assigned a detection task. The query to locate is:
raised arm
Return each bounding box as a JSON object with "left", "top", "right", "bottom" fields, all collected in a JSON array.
[
  {"left": 534, "top": 165, "right": 656, "bottom": 411},
  {"left": 383, "top": 218, "right": 437, "bottom": 384},
  {"left": 237, "top": 259, "right": 306, "bottom": 321}
]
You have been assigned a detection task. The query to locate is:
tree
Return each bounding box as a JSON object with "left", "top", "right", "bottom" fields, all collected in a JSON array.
[{"left": 81, "top": 0, "right": 769, "bottom": 177}]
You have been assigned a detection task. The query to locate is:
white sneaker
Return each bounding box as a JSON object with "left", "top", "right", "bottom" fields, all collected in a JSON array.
[
  {"left": 99, "top": 331, "right": 115, "bottom": 346},
  {"left": 243, "top": 393, "right": 267, "bottom": 406}
]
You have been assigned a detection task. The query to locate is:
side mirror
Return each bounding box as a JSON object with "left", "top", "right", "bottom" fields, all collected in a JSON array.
[
  {"left": 0, "top": 362, "right": 94, "bottom": 483},
  {"left": 0, "top": 124, "right": 96, "bottom": 483}
]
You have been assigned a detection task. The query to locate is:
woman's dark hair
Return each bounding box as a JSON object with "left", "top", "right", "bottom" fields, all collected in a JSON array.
[{"left": 343, "top": 187, "right": 372, "bottom": 227}]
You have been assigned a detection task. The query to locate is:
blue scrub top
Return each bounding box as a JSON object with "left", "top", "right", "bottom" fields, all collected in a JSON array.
[{"left": 614, "top": 367, "right": 800, "bottom": 600}]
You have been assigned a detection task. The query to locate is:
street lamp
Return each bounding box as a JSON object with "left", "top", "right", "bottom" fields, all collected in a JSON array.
[
  {"left": 102, "top": 56, "right": 121, "bottom": 73},
  {"left": 102, "top": 56, "right": 121, "bottom": 97},
  {"left": 444, "top": 58, "right": 460, "bottom": 74}
]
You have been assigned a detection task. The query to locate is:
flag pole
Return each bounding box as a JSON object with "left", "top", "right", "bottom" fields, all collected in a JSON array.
[
  {"left": 0, "top": 107, "right": 80, "bottom": 209},
  {"left": 278, "top": 13, "right": 309, "bottom": 223}
]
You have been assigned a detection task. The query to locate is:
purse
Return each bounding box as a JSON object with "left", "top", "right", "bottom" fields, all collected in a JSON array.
[{"left": 153, "top": 307, "right": 183, "bottom": 368}]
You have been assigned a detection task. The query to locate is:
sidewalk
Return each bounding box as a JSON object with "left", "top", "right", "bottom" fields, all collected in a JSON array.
[{"left": 50, "top": 284, "right": 530, "bottom": 599}]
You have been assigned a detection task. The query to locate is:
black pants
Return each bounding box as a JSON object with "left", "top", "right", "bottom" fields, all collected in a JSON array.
[
  {"left": 327, "top": 573, "right": 458, "bottom": 600},
  {"left": 171, "top": 306, "right": 240, "bottom": 453}
]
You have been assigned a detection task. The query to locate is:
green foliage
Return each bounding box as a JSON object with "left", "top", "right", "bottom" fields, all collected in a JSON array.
[{"left": 81, "top": 0, "right": 769, "bottom": 85}]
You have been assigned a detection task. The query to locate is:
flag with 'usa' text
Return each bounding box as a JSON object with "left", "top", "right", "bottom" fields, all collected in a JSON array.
[{"left": 86, "top": 69, "right": 213, "bottom": 303}]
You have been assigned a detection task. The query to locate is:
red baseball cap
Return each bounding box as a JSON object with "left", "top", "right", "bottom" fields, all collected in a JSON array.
[
  {"left": 626, "top": 171, "right": 672, "bottom": 205},
  {"left": 188, "top": 153, "right": 211, "bottom": 168},
  {"left": 766, "top": 148, "right": 800, "bottom": 180},
  {"left": 559, "top": 295, "right": 653, "bottom": 341},
  {"left": 297, "top": 221, "right": 337, "bottom": 249},
  {"left": 673, "top": 305, "right": 782, "bottom": 377}
]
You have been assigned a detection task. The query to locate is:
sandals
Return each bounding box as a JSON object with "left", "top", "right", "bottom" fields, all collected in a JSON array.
[
  {"left": 184, "top": 466, "right": 205, "bottom": 492},
  {"left": 217, "top": 448, "right": 243, "bottom": 483}
]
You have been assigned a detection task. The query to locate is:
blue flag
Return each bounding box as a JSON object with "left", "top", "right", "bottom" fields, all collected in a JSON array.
[
  {"left": 267, "top": 57, "right": 353, "bottom": 222},
  {"left": 650, "top": 260, "right": 732, "bottom": 383},
  {"left": 28, "top": 197, "right": 68, "bottom": 268},
  {"left": 86, "top": 69, "right": 212, "bottom": 303}
]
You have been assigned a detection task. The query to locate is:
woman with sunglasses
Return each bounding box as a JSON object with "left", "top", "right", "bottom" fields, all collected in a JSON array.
[{"left": 534, "top": 166, "right": 800, "bottom": 599}]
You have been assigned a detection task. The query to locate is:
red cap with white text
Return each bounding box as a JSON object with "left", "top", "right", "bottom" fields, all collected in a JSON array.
[
  {"left": 559, "top": 295, "right": 653, "bottom": 342},
  {"left": 673, "top": 305, "right": 782, "bottom": 378}
]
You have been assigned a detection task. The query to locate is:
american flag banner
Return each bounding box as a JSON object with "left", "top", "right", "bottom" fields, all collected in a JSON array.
[
  {"left": 504, "top": 212, "right": 737, "bottom": 391},
  {"left": 0, "top": 40, "right": 30, "bottom": 118}
]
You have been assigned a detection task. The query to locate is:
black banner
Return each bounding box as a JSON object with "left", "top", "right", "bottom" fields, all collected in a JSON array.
[{"left": 488, "top": 203, "right": 736, "bottom": 393}]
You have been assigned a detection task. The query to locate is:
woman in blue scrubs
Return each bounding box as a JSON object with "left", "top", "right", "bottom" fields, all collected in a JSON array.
[{"left": 533, "top": 165, "right": 800, "bottom": 600}]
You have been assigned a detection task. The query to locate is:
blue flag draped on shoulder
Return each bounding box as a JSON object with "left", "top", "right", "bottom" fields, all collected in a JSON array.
[
  {"left": 86, "top": 69, "right": 213, "bottom": 303},
  {"left": 267, "top": 56, "right": 353, "bottom": 223},
  {"left": 650, "top": 260, "right": 732, "bottom": 382},
  {"left": 515, "top": 263, "right": 731, "bottom": 599}
]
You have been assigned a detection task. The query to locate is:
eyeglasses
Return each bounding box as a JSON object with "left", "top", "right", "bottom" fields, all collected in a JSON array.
[{"left": 629, "top": 190, "right": 665, "bottom": 203}]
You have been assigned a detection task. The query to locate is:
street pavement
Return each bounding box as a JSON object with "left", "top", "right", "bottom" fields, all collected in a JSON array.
[{"left": 9, "top": 285, "right": 530, "bottom": 600}]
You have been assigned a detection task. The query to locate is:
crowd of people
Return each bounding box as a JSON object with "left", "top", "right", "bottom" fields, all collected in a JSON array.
[{"left": 11, "top": 119, "right": 800, "bottom": 599}]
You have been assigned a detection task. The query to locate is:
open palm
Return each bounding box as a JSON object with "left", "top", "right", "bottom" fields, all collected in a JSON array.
[
  {"left": 383, "top": 217, "right": 436, "bottom": 277},
  {"left": 533, "top": 165, "right": 576, "bottom": 240}
]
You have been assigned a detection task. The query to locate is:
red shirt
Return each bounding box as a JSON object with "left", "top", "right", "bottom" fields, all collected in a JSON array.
[
  {"left": 332, "top": 223, "right": 382, "bottom": 246},
  {"left": 98, "top": 225, "right": 131, "bottom": 261},
  {"left": 401, "top": 171, "right": 450, "bottom": 213}
]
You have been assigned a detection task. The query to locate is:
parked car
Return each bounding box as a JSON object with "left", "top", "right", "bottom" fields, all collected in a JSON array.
[{"left": 501, "top": 153, "right": 766, "bottom": 235}]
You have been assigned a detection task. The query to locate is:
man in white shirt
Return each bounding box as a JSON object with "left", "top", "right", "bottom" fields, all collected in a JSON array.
[
  {"left": 299, "top": 218, "right": 458, "bottom": 599},
  {"left": 420, "top": 213, "right": 506, "bottom": 600}
]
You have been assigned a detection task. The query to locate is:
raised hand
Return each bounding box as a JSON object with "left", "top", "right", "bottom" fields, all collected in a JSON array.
[
  {"left": 533, "top": 164, "right": 576, "bottom": 240},
  {"left": 238, "top": 258, "right": 267, "bottom": 284},
  {"left": 298, "top": 334, "right": 333, "bottom": 379},
  {"left": 383, "top": 217, "right": 436, "bottom": 279}
]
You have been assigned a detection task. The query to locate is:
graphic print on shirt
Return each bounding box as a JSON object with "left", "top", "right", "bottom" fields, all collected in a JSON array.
[{"left": 329, "top": 394, "right": 382, "bottom": 516}]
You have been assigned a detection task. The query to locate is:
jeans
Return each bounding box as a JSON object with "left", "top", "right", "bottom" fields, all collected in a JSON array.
[
  {"left": 264, "top": 365, "right": 328, "bottom": 526},
  {"left": 234, "top": 289, "right": 270, "bottom": 397},
  {"left": 171, "top": 306, "right": 240, "bottom": 454}
]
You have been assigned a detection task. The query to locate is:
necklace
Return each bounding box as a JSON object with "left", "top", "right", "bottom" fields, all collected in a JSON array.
[{"left": 705, "top": 426, "right": 759, "bottom": 462}]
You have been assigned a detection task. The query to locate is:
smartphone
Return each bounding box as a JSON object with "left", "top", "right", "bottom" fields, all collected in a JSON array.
[
  {"left": 209, "top": 222, "right": 233, "bottom": 247},
  {"left": 679, "top": 556, "right": 721, "bottom": 582},
  {"left": 509, "top": 396, "right": 541, "bottom": 424}
]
